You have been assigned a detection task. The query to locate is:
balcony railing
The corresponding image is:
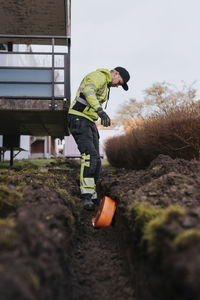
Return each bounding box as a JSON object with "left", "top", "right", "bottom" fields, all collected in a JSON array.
[{"left": 0, "top": 35, "right": 71, "bottom": 109}]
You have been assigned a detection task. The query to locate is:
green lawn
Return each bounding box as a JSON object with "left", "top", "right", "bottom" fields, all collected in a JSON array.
[
  {"left": 0, "top": 158, "right": 57, "bottom": 169},
  {"left": 0, "top": 157, "right": 110, "bottom": 170}
]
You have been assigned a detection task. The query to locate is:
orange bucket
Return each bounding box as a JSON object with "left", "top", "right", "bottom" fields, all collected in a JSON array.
[{"left": 92, "top": 196, "right": 116, "bottom": 228}]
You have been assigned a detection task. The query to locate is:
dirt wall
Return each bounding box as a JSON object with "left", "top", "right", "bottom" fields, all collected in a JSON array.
[
  {"left": 0, "top": 159, "right": 80, "bottom": 300},
  {"left": 98, "top": 155, "right": 200, "bottom": 300}
]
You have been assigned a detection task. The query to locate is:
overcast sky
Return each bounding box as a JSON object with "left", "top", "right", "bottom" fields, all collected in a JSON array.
[{"left": 71, "top": 0, "right": 200, "bottom": 118}]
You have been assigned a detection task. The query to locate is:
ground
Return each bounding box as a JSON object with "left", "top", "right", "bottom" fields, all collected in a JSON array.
[
  {"left": 0, "top": 155, "right": 200, "bottom": 299},
  {"left": 99, "top": 154, "right": 200, "bottom": 300},
  {"left": 69, "top": 209, "right": 135, "bottom": 300}
]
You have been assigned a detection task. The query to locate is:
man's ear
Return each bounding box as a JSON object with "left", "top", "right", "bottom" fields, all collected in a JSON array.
[{"left": 113, "top": 70, "right": 119, "bottom": 77}]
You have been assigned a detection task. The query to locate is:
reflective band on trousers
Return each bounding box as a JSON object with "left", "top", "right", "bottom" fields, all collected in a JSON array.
[
  {"left": 80, "top": 178, "right": 95, "bottom": 188},
  {"left": 91, "top": 192, "right": 97, "bottom": 199},
  {"left": 80, "top": 153, "right": 98, "bottom": 196},
  {"left": 80, "top": 187, "right": 94, "bottom": 195},
  {"left": 80, "top": 153, "right": 96, "bottom": 196}
]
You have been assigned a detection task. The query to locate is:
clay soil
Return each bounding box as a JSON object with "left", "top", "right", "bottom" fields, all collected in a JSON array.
[{"left": 1, "top": 155, "right": 200, "bottom": 300}]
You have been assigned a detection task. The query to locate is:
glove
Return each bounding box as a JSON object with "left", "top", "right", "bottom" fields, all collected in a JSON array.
[{"left": 97, "top": 107, "right": 111, "bottom": 127}]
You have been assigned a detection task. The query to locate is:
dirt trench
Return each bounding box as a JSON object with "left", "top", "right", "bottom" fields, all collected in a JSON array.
[
  {"left": 0, "top": 159, "right": 136, "bottom": 300},
  {"left": 3, "top": 155, "right": 200, "bottom": 299},
  {"left": 69, "top": 209, "right": 135, "bottom": 300}
]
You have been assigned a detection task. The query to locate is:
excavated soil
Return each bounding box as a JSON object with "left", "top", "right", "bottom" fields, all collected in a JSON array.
[
  {"left": 0, "top": 159, "right": 80, "bottom": 300},
  {"left": 99, "top": 154, "right": 200, "bottom": 300},
  {"left": 0, "top": 159, "right": 135, "bottom": 300},
  {"left": 1, "top": 155, "right": 200, "bottom": 299},
  {"left": 99, "top": 154, "right": 200, "bottom": 209}
]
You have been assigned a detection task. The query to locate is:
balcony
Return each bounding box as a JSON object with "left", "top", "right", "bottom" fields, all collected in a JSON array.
[{"left": 0, "top": 0, "right": 71, "bottom": 138}]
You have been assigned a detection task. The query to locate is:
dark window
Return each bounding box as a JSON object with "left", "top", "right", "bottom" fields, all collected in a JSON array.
[{"left": 0, "top": 44, "right": 8, "bottom": 51}]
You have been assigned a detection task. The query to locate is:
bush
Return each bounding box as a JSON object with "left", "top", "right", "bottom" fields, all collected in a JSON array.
[{"left": 105, "top": 104, "right": 200, "bottom": 169}]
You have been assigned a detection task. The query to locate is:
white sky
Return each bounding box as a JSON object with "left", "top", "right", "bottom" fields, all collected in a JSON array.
[{"left": 71, "top": 0, "right": 200, "bottom": 119}]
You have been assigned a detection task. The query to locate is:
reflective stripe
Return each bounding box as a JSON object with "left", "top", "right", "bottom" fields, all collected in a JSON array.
[
  {"left": 91, "top": 192, "right": 97, "bottom": 200},
  {"left": 79, "top": 87, "right": 84, "bottom": 93},
  {"left": 80, "top": 152, "right": 97, "bottom": 195},
  {"left": 97, "top": 95, "right": 101, "bottom": 102},
  {"left": 98, "top": 82, "right": 106, "bottom": 96},
  {"left": 80, "top": 187, "right": 94, "bottom": 195},
  {"left": 76, "top": 82, "right": 106, "bottom": 108},
  {"left": 80, "top": 178, "right": 95, "bottom": 188},
  {"left": 80, "top": 153, "right": 90, "bottom": 181},
  {"left": 76, "top": 97, "right": 88, "bottom": 106},
  {"left": 85, "top": 83, "right": 97, "bottom": 89},
  {"left": 85, "top": 90, "right": 95, "bottom": 97}
]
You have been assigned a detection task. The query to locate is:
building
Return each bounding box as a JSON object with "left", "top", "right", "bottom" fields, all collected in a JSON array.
[
  {"left": 0, "top": 0, "right": 71, "bottom": 165},
  {"left": 0, "top": 135, "right": 60, "bottom": 161},
  {"left": 64, "top": 122, "right": 121, "bottom": 158}
]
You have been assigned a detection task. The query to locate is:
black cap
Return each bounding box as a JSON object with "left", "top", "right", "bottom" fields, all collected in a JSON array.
[{"left": 114, "top": 66, "right": 130, "bottom": 91}]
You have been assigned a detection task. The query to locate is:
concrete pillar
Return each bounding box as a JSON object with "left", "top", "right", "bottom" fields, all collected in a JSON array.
[
  {"left": 44, "top": 137, "right": 47, "bottom": 158},
  {"left": 49, "top": 136, "right": 51, "bottom": 156}
]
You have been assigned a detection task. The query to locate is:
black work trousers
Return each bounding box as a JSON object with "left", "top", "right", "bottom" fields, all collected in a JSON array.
[{"left": 68, "top": 114, "right": 101, "bottom": 200}]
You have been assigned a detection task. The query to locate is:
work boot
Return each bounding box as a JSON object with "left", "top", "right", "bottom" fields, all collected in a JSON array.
[
  {"left": 81, "top": 194, "right": 95, "bottom": 211},
  {"left": 83, "top": 199, "right": 95, "bottom": 211},
  {"left": 92, "top": 198, "right": 100, "bottom": 206}
]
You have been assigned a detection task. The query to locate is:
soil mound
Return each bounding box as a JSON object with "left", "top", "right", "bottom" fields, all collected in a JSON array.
[
  {"left": 0, "top": 159, "right": 135, "bottom": 300},
  {"left": 1, "top": 155, "right": 200, "bottom": 300},
  {"left": 99, "top": 154, "right": 200, "bottom": 300},
  {"left": 0, "top": 159, "right": 79, "bottom": 300}
]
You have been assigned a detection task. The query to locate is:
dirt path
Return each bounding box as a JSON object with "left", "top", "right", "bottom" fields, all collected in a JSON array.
[{"left": 69, "top": 209, "right": 135, "bottom": 300}]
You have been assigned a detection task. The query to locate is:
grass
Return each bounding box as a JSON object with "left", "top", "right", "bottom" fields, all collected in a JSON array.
[
  {"left": 143, "top": 205, "right": 185, "bottom": 254},
  {"left": 0, "top": 158, "right": 56, "bottom": 169},
  {"left": 0, "top": 157, "right": 109, "bottom": 171},
  {"left": 29, "top": 271, "right": 40, "bottom": 290},
  {"left": 127, "top": 200, "right": 186, "bottom": 255},
  {"left": 101, "top": 159, "right": 110, "bottom": 167},
  {"left": 127, "top": 201, "right": 162, "bottom": 233},
  {"left": 172, "top": 229, "right": 200, "bottom": 250},
  {"left": 0, "top": 185, "right": 24, "bottom": 217},
  {"left": 0, "top": 157, "right": 75, "bottom": 172},
  {"left": 0, "top": 218, "right": 18, "bottom": 250}
]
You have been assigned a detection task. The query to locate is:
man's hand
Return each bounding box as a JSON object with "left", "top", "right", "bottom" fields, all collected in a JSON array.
[{"left": 97, "top": 107, "right": 111, "bottom": 127}]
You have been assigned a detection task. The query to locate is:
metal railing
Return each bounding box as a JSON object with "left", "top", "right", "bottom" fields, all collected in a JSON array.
[{"left": 0, "top": 35, "right": 71, "bottom": 109}]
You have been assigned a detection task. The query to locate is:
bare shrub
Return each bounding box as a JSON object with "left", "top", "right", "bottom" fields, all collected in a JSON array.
[
  {"left": 114, "top": 82, "right": 197, "bottom": 128},
  {"left": 105, "top": 104, "right": 200, "bottom": 169}
]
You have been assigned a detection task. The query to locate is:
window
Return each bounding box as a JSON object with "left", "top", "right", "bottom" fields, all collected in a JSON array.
[{"left": 0, "top": 44, "right": 8, "bottom": 51}]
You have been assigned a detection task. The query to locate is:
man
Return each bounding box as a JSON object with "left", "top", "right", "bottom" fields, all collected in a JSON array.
[{"left": 68, "top": 67, "right": 130, "bottom": 210}]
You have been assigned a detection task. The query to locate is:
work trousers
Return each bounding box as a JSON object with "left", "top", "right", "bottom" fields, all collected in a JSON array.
[{"left": 68, "top": 114, "right": 101, "bottom": 201}]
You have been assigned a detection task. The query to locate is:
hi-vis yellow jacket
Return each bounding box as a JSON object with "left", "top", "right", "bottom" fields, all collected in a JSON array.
[{"left": 68, "top": 69, "right": 111, "bottom": 122}]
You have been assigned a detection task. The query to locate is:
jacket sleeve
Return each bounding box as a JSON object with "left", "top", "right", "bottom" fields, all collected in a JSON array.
[{"left": 82, "top": 72, "right": 105, "bottom": 111}]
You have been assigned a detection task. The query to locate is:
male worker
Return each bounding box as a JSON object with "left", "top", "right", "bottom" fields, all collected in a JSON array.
[{"left": 68, "top": 67, "right": 130, "bottom": 210}]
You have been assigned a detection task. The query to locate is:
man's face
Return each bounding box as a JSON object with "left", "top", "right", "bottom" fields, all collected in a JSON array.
[{"left": 111, "top": 71, "right": 124, "bottom": 88}]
